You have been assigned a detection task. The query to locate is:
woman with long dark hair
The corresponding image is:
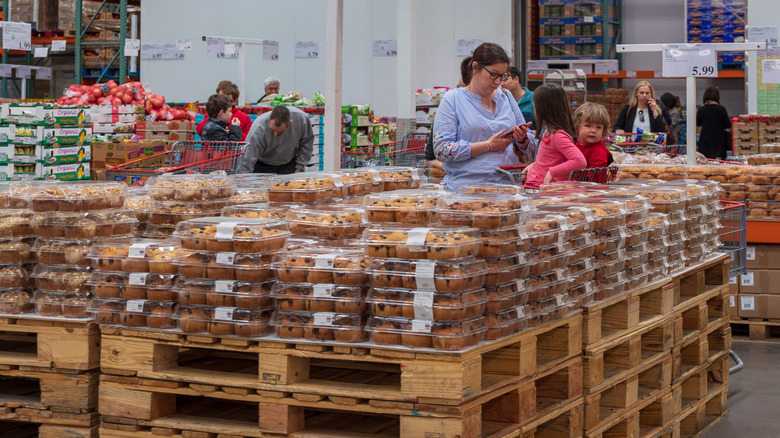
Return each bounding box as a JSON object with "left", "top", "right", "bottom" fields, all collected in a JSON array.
[{"left": 697, "top": 86, "right": 731, "bottom": 160}]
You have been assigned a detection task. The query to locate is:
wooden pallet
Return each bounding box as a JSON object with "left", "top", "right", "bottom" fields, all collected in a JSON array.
[
  {"left": 673, "top": 351, "right": 729, "bottom": 416},
  {"left": 0, "top": 420, "right": 98, "bottom": 438},
  {"left": 583, "top": 353, "right": 673, "bottom": 431},
  {"left": 677, "top": 385, "right": 728, "bottom": 438},
  {"left": 581, "top": 279, "right": 674, "bottom": 347},
  {"left": 584, "top": 386, "right": 679, "bottom": 438},
  {"left": 100, "top": 313, "right": 581, "bottom": 407},
  {"left": 582, "top": 316, "right": 673, "bottom": 391},
  {"left": 0, "top": 315, "right": 100, "bottom": 372},
  {"left": 0, "top": 368, "right": 98, "bottom": 413},
  {"left": 730, "top": 319, "right": 780, "bottom": 340},
  {"left": 513, "top": 398, "right": 585, "bottom": 438},
  {"left": 673, "top": 284, "right": 728, "bottom": 346},
  {"left": 672, "top": 255, "right": 729, "bottom": 309},
  {"left": 672, "top": 323, "right": 731, "bottom": 384}
]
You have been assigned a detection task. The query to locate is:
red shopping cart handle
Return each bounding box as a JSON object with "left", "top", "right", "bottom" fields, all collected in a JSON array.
[{"left": 499, "top": 164, "right": 531, "bottom": 170}]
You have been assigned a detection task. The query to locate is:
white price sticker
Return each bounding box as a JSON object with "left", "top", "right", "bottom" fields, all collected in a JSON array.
[
  {"left": 526, "top": 60, "right": 547, "bottom": 73},
  {"left": 125, "top": 38, "right": 141, "bottom": 57},
  {"left": 414, "top": 260, "right": 436, "bottom": 292},
  {"left": 413, "top": 291, "right": 435, "bottom": 321},
  {"left": 411, "top": 319, "right": 432, "bottom": 333},
  {"left": 741, "top": 272, "right": 755, "bottom": 287},
  {"left": 214, "top": 307, "right": 235, "bottom": 321},
  {"left": 313, "top": 284, "right": 335, "bottom": 297},
  {"left": 406, "top": 228, "right": 431, "bottom": 253},
  {"left": 128, "top": 243, "right": 151, "bottom": 258},
  {"left": 313, "top": 312, "right": 335, "bottom": 326},
  {"left": 315, "top": 254, "right": 337, "bottom": 269},
  {"left": 730, "top": 296, "right": 736, "bottom": 307},
  {"left": 216, "top": 252, "right": 236, "bottom": 265},
  {"left": 373, "top": 39, "right": 398, "bottom": 57},
  {"left": 216, "top": 222, "right": 239, "bottom": 241},
  {"left": 730, "top": 276, "right": 737, "bottom": 285},
  {"left": 746, "top": 246, "right": 756, "bottom": 261},
  {"left": 263, "top": 40, "right": 279, "bottom": 61},
  {"left": 224, "top": 44, "right": 238, "bottom": 59},
  {"left": 594, "top": 60, "right": 619, "bottom": 75},
  {"left": 662, "top": 44, "right": 717, "bottom": 78},
  {"left": 125, "top": 300, "right": 145, "bottom": 313},
  {"left": 128, "top": 273, "right": 148, "bottom": 286},
  {"left": 34, "top": 47, "right": 48, "bottom": 58},
  {"left": 51, "top": 40, "right": 66, "bottom": 52},
  {"left": 740, "top": 296, "right": 755, "bottom": 311},
  {"left": 215, "top": 280, "right": 235, "bottom": 293},
  {"left": 206, "top": 36, "right": 226, "bottom": 59},
  {"left": 3, "top": 22, "right": 31, "bottom": 51},
  {"left": 177, "top": 39, "right": 192, "bottom": 51},
  {"left": 456, "top": 39, "right": 482, "bottom": 56},
  {"left": 583, "top": 16, "right": 595, "bottom": 23},
  {"left": 555, "top": 295, "right": 566, "bottom": 307},
  {"left": 626, "top": 70, "right": 637, "bottom": 78},
  {"left": 515, "top": 305, "right": 526, "bottom": 317},
  {"left": 295, "top": 41, "right": 319, "bottom": 58}
]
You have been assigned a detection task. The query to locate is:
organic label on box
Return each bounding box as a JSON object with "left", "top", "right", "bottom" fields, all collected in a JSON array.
[
  {"left": 740, "top": 296, "right": 755, "bottom": 311},
  {"left": 741, "top": 272, "right": 755, "bottom": 287}
]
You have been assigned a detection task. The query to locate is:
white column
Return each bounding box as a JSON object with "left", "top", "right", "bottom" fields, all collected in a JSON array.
[
  {"left": 686, "top": 76, "right": 697, "bottom": 165},
  {"left": 323, "top": 0, "right": 344, "bottom": 171},
  {"left": 396, "top": 0, "right": 414, "bottom": 120},
  {"left": 238, "top": 43, "right": 246, "bottom": 106}
]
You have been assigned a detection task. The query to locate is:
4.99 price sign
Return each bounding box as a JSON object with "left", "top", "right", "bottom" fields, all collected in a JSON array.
[{"left": 662, "top": 44, "right": 717, "bottom": 78}]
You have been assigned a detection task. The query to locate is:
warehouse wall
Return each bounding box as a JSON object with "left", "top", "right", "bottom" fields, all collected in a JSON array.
[{"left": 139, "top": 0, "right": 512, "bottom": 116}]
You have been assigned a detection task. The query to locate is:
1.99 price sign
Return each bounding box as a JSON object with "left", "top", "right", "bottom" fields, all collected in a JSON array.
[{"left": 662, "top": 44, "right": 717, "bottom": 78}]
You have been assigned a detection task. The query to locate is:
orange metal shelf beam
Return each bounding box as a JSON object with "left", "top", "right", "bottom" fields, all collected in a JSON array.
[{"left": 746, "top": 219, "right": 780, "bottom": 244}]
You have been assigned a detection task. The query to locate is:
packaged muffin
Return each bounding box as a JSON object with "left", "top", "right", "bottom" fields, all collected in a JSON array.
[
  {"left": 594, "top": 272, "right": 628, "bottom": 300},
  {"left": 87, "top": 238, "right": 181, "bottom": 273},
  {"left": 90, "top": 299, "right": 176, "bottom": 328},
  {"left": 274, "top": 248, "right": 368, "bottom": 285},
  {"left": 368, "top": 257, "right": 487, "bottom": 291},
  {"left": 32, "top": 265, "right": 91, "bottom": 292},
  {"left": 174, "top": 217, "right": 289, "bottom": 253},
  {"left": 366, "top": 287, "right": 486, "bottom": 321},
  {"left": 625, "top": 265, "right": 650, "bottom": 290},
  {"left": 366, "top": 316, "right": 485, "bottom": 350},
  {"left": 526, "top": 213, "right": 572, "bottom": 247},
  {"left": 485, "top": 305, "right": 530, "bottom": 340},
  {"left": 286, "top": 206, "right": 366, "bottom": 239},
  {"left": 124, "top": 194, "right": 152, "bottom": 222},
  {"left": 560, "top": 198, "right": 627, "bottom": 229},
  {"left": 528, "top": 268, "right": 570, "bottom": 301},
  {"left": 228, "top": 188, "right": 268, "bottom": 205},
  {"left": 0, "top": 210, "right": 34, "bottom": 237},
  {"left": 176, "top": 305, "right": 273, "bottom": 336},
  {"left": 33, "top": 209, "right": 137, "bottom": 239},
  {"left": 591, "top": 195, "right": 650, "bottom": 223},
  {"left": 528, "top": 294, "right": 569, "bottom": 327},
  {"left": 627, "top": 187, "right": 688, "bottom": 214},
  {"left": 272, "top": 282, "right": 368, "bottom": 313},
  {"left": 149, "top": 200, "right": 230, "bottom": 226},
  {"left": 484, "top": 279, "right": 530, "bottom": 313},
  {"left": 477, "top": 225, "right": 524, "bottom": 257},
  {"left": 0, "top": 264, "right": 35, "bottom": 289},
  {"left": 458, "top": 183, "right": 525, "bottom": 195},
  {"left": 570, "top": 258, "right": 596, "bottom": 284},
  {"left": 221, "top": 202, "right": 293, "bottom": 220},
  {"left": 377, "top": 167, "right": 423, "bottom": 191},
  {"left": 88, "top": 271, "right": 127, "bottom": 298},
  {"left": 266, "top": 172, "right": 344, "bottom": 203},
  {"left": 271, "top": 311, "right": 368, "bottom": 342},
  {"left": 0, "top": 289, "right": 34, "bottom": 314},
  {"left": 536, "top": 205, "right": 595, "bottom": 235},
  {"left": 594, "top": 226, "right": 627, "bottom": 253},
  {"left": 19, "top": 181, "right": 126, "bottom": 212},
  {"left": 364, "top": 190, "right": 441, "bottom": 224},
  {"left": 341, "top": 168, "right": 384, "bottom": 195},
  {"left": 363, "top": 225, "right": 479, "bottom": 260},
  {"left": 34, "top": 291, "right": 92, "bottom": 318},
  {"left": 147, "top": 174, "right": 234, "bottom": 201},
  {"left": 175, "top": 278, "right": 273, "bottom": 308},
  {"left": 483, "top": 252, "right": 529, "bottom": 286},
  {"left": 175, "top": 250, "right": 275, "bottom": 282},
  {"left": 528, "top": 243, "right": 573, "bottom": 276},
  {"left": 119, "top": 272, "right": 178, "bottom": 301},
  {"left": 437, "top": 192, "right": 533, "bottom": 229},
  {"left": 0, "top": 237, "right": 36, "bottom": 263}
]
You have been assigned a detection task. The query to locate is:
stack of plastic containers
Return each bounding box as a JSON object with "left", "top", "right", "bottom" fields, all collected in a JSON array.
[
  {"left": 172, "top": 217, "right": 290, "bottom": 336},
  {"left": 666, "top": 180, "right": 722, "bottom": 263},
  {"left": 86, "top": 237, "right": 180, "bottom": 327},
  {"left": 596, "top": 194, "right": 652, "bottom": 290},
  {"left": 124, "top": 186, "right": 152, "bottom": 237},
  {"left": 628, "top": 186, "right": 690, "bottom": 272},
  {"left": 227, "top": 173, "right": 273, "bottom": 206},
  {"left": 0, "top": 187, "right": 36, "bottom": 316}
]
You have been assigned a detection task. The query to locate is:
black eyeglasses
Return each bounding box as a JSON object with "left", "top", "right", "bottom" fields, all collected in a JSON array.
[
  {"left": 639, "top": 110, "right": 645, "bottom": 123},
  {"left": 481, "top": 65, "right": 510, "bottom": 81}
]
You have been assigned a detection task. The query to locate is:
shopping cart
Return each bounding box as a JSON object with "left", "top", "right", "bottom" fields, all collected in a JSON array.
[
  {"left": 105, "top": 140, "right": 244, "bottom": 186},
  {"left": 719, "top": 200, "right": 747, "bottom": 278},
  {"left": 568, "top": 166, "right": 619, "bottom": 183},
  {"left": 342, "top": 133, "right": 427, "bottom": 168},
  {"left": 496, "top": 164, "right": 531, "bottom": 185}
]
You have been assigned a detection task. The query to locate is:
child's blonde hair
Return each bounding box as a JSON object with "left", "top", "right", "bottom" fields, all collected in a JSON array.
[{"left": 573, "top": 102, "right": 610, "bottom": 135}]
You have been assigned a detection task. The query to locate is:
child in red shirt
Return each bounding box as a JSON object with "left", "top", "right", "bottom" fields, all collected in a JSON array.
[{"left": 572, "top": 102, "right": 613, "bottom": 168}]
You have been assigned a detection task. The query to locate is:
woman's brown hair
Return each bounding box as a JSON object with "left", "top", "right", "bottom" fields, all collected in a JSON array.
[
  {"left": 703, "top": 86, "right": 720, "bottom": 104},
  {"left": 460, "top": 42, "right": 510, "bottom": 86}
]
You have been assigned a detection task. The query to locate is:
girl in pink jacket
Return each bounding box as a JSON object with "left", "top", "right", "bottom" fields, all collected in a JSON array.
[{"left": 524, "top": 83, "right": 587, "bottom": 190}]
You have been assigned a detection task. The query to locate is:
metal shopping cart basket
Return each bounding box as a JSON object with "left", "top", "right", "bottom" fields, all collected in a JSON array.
[
  {"left": 495, "top": 164, "right": 531, "bottom": 185},
  {"left": 105, "top": 140, "right": 244, "bottom": 186},
  {"left": 568, "top": 166, "right": 619, "bottom": 184},
  {"left": 719, "top": 200, "right": 747, "bottom": 278},
  {"left": 342, "top": 133, "right": 428, "bottom": 168}
]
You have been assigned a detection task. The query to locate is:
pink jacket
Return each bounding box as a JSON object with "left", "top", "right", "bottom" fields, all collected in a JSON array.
[{"left": 525, "top": 130, "right": 586, "bottom": 189}]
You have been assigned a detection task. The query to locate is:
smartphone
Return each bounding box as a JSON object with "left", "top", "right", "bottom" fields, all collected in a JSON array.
[{"left": 500, "top": 130, "right": 514, "bottom": 138}]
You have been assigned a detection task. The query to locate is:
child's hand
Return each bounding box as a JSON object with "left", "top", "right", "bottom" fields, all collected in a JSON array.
[
  {"left": 521, "top": 163, "right": 534, "bottom": 175},
  {"left": 487, "top": 130, "right": 513, "bottom": 152},
  {"left": 543, "top": 171, "right": 553, "bottom": 184},
  {"left": 231, "top": 117, "right": 241, "bottom": 126}
]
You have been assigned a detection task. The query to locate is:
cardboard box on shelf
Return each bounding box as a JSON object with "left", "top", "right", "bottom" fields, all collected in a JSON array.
[
  {"left": 39, "top": 144, "right": 91, "bottom": 165},
  {"left": 745, "top": 244, "right": 780, "bottom": 269},
  {"left": 37, "top": 162, "right": 90, "bottom": 181},
  {"left": 91, "top": 139, "right": 168, "bottom": 169},
  {"left": 11, "top": 0, "right": 58, "bottom": 31},
  {"left": 738, "top": 294, "right": 780, "bottom": 319},
  {"left": 134, "top": 120, "right": 195, "bottom": 132},
  {"left": 135, "top": 131, "right": 194, "bottom": 141},
  {"left": 739, "top": 269, "right": 780, "bottom": 295},
  {"left": 728, "top": 295, "right": 739, "bottom": 320}
]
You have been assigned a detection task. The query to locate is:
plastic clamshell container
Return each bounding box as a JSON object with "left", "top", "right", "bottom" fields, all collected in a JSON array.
[
  {"left": 87, "top": 238, "right": 181, "bottom": 273},
  {"left": 684, "top": 244, "right": 707, "bottom": 265},
  {"left": 625, "top": 249, "right": 650, "bottom": 270},
  {"left": 174, "top": 277, "right": 273, "bottom": 308},
  {"left": 175, "top": 305, "right": 274, "bottom": 336},
  {"left": 271, "top": 310, "right": 368, "bottom": 342},
  {"left": 363, "top": 225, "right": 480, "bottom": 260},
  {"left": 34, "top": 291, "right": 92, "bottom": 318},
  {"left": 458, "top": 182, "right": 525, "bottom": 195},
  {"left": 366, "top": 287, "right": 486, "bottom": 321},
  {"left": 561, "top": 198, "right": 628, "bottom": 229},
  {"left": 525, "top": 212, "right": 572, "bottom": 247},
  {"left": 228, "top": 188, "right": 268, "bottom": 205},
  {"left": 221, "top": 202, "right": 294, "bottom": 220},
  {"left": 174, "top": 217, "right": 289, "bottom": 253},
  {"left": 625, "top": 265, "right": 650, "bottom": 289},
  {"left": 590, "top": 195, "right": 650, "bottom": 223},
  {"left": 0, "top": 289, "right": 34, "bottom": 314},
  {"left": 90, "top": 299, "right": 176, "bottom": 328},
  {"left": 570, "top": 262, "right": 596, "bottom": 285},
  {"left": 32, "top": 265, "right": 91, "bottom": 292},
  {"left": 341, "top": 168, "right": 384, "bottom": 195},
  {"left": 33, "top": 239, "right": 93, "bottom": 267},
  {"left": 594, "top": 225, "right": 627, "bottom": 253},
  {"left": 229, "top": 173, "right": 275, "bottom": 188},
  {"left": 124, "top": 195, "right": 152, "bottom": 222},
  {"left": 32, "top": 208, "right": 137, "bottom": 239},
  {"left": 16, "top": 181, "right": 127, "bottom": 212},
  {"left": 665, "top": 179, "right": 718, "bottom": 205},
  {"left": 364, "top": 190, "right": 441, "bottom": 224},
  {"left": 368, "top": 257, "right": 487, "bottom": 292},
  {"left": 0, "top": 237, "right": 36, "bottom": 263},
  {"left": 147, "top": 174, "right": 235, "bottom": 201},
  {"left": 274, "top": 248, "right": 369, "bottom": 285},
  {"left": 628, "top": 187, "right": 688, "bottom": 213},
  {"left": 174, "top": 250, "right": 275, "bottom": 282},
  {"left": 529, "top": 269, "right": 570, "bottom": 301},
  {"left": 536, "top": 204, "right": 596, "bottom": 235},
  {"left": 484, "top": 252, "right": 529, "bottom": 286},
  {"left": 140, "top": 224, "right": 175, "bottom": 239},
  {"left": 366, "top": 316, "right": 485, "bottom": 350},
  {"left": 149, "top": 199, "right": 231, "bottom": 226},
  {"left": 376, "top": 167, "right": 424, "bottom": 191},
  {"left": 478, "top": 225, "right": 524, "bottom": 257},
  {"left": 286, "top": 205, "right": 366, "bottom": 239},
  {"left": 266, "top": 172, "right": 345, "bottom": 203},
  {"left": 568, "top": 283, "right": 596, "bottom": 309},
  {"left": 272, "top": 282, "right": 368, "bottom": 313},
  {"left": 485, "top": 306, "right": 531, "bottom": 340},
  {"left": 571, "top": 235, "right": 596, "bottom": 259},
  {"left": 595, "top": 272, "right": 628, "bottom": 300},
  {"left": 528, "top": 243, "right": 573, "bottom": 276},
  {"left": 484, "top": 279, "right": 530, "bottom": 313},
  {"left": 528, "top": 294, "right": 569, "bottom": 327},
  {"left": 436, "top": 192, "right": 534, "bottom": 229}
]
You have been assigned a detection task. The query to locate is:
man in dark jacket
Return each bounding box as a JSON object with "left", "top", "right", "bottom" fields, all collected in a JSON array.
[{"left": 202, "top": 94, "right": 242, "bottom": 142}]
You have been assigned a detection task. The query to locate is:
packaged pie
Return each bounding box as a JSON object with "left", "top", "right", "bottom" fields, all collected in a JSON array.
[
  {"left": 173, "top": 217, "right": 289, "bottom": 253},
  {"left": 32, "top": 265, "right": 91, "bottom": 292},
  {"left": 175, "top": 250, "right": 275, "bottom": 282},
  {"left": 17, "top": 181, "right": 127, "bottom": 212},
  {"left": 273, "top": 282, "right": 368, "bottom": 313},
  {"left": 91, "top": 298, "right": 177, "bottom": 328},
  {"left": 485, "top": 305, "right": 530, "bottom": 340},
  {"left": 364, "top": 190, "right": 441, "bottom": 224},
  {"left": 175, "top": 277, "right": 274, "bottom": 308},
  {"left": 177, "top": 305, "right": 273, "bottom": 336},
  {"left": 484, "top": 279, "right": 530, "bottom": 313},
  {"left": 272, "top": 311, "right": 367, "bottom": 342},
  {"left": 366, "top": 316, "right": 485, "bottom": 350},
  {"left": 221, "top": 202, "right": 293, "bottom": 220},
  {"left": 0, "top": 289, "right": 34, "bottom": 314},
  {"left": 0, "top": 237, "right": 36, "bottom": 263},
  {"left": 147, "top": 174, "right": 235, "bottom": 201},
  {"left": 366, "top": 287, "right": 486, "bottom": 321},
  {"left": 274, "top": 248, "right": 369, "bottom": 285},
  {"left": 87, "top": 238, "right": 181, "bottom": 273},
  {"left": 363, "top": 225, "right": 479, "bottom": 260},
  {"left": 367, "top": 257, "right": 487, "bottom": 291},
  {"left": 286, "top": 205, "right": 366, "bottom": 239},
  {"left": 266, "top": 172, "right": 344, "bottom": 203},
  {"left": 436, "top": 192, "right": 533, "bottom": 229},
  {"left": 34, "top": 291, "right": 92, "bottom": 318},
  {"left": 376, "top": 166, "right": 423, "bottom": 191}
]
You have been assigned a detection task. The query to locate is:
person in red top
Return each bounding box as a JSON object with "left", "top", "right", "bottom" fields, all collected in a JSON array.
[
  {"left": 572, "top": 102, "right": 613, "bottom": 168},
  {"left": 196, "top": 81, "right": 252, "bottom": 141}
]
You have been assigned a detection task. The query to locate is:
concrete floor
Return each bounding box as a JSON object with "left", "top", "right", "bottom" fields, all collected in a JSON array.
[{"left": 705, "top": 338, "right": 780, "bottom": 437}]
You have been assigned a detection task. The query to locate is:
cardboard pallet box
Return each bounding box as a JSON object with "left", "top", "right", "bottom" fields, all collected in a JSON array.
[{"left": 738, "top": 294, "right": 780, "bottom": 319}]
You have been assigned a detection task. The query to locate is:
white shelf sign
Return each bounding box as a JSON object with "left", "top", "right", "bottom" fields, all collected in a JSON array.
[
  {"left": 224, "top": 44, "right": 238, "bottom": 59},
  {"left": 373, "top": 39, "right": 397, "bottom": 57},
  {"left": 456, "top": 39, "right": 482, "bottom": 56},
  {"left": 749, "top": 26, "right": 779, "bottom": 47},
  {"left": 263, "top": 40, "right": 279, "bottom": 61},
  {"left": 125, "top": 38, "right": 140, "bottom": 56},
  {"left": 526, "top": 60, "right": 548, "bottom": 73},
  {"left": 295, "top": 41, "right": 319, "bottom": 58},
  {"left": 50, "top": 40, "right": 66, "bottom": 52},
  {"left": 762, "top": 59, "right": 780, "bottom": 84},
  {"left": 177, "top": 39, "right": 192, "bottom": 51},
  {"left": 0, "top": 65, "right": 12, "bottom": 78},
  {"left": 206, "top": 37, "right": 226, "bottom": 59},
  {"left": 15, "top": 66, "right": 31, "bottom": 79},
  {"left": 37, "top": 67, "right": 51, "bottom": 80},
  {"left": 594, "top": 60, "right": 619, "bottom": 75},
  {"left": 3, "top": 22, "right": 31, "bottom": 51},
  {"left": 662, "top": 44, "right": 717, "bottom": 78},
  {"left": 34, "top": 47, "right": 48, "bottom": 58}
]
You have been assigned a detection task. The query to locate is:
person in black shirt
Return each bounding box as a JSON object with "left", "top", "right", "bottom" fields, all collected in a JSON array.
[{"left": 696, "top": 86, "right": 731, "bottom": 160}]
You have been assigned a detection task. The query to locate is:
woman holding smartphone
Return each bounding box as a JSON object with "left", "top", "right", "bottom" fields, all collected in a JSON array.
[
  {"left": 433, "top": 42, "right": 537, "bottom": 191},
  {"left": 613, "top": 81, "right": 666, "bottom": 134}
]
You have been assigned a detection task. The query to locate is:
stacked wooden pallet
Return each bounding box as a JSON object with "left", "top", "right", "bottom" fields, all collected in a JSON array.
[
  {"left": 97, "top": 313, "right": 582, "bottom": 438},
  {"left": 580, "top": 254, "right": 731, "bottom": 438},
  {"left": 0, "top": 315, "right": 101, "bottom": 438}
]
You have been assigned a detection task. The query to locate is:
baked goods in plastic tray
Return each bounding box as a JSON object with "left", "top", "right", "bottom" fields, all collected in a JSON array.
[
  {"left": 568, "top": 283, "right": 596, "bottom": 310},
  {"left": 616, "top": 164, "right": 687, "bottom": 180},
  {"left": 594, "top": 226, "right": 627, "bottom": 253},
  {"left": 88, "top": 271, "right": 177, "bottom": 300},
  {"left": 648, "top": 241, "right": 669, "bottom": 260},
  {"left": 625, "top": 265, "right": 650, "bottom": 289},
  {"left": 626, "top": 187, "right": 688, "bottom": 213},
  {"left": 478, "top": 225, "right": 525, "bottom": 257},
  {"left": 625, "top": 248, "right": 650, "bottom": 270},
  {"left": 32, "top": 265, "right": 91, "bottom": 292},
  {"left": 367, "top": 287, "right": 486, "bottom": 321},
  {"left": 684, "top": 244, "right": 707, "bottom": 265},
  {"left": 570, "top": 258, "right": 596, "bottom": 284},
  {"left": 274, "top": 248, "right": 369, "bottom": 285},
  {"left": 0, "top": 289, "right": 34, "bottom": 314},
  {"left": 14, "top": 181, "right": 127, "bottom": 212},
  {"left": 485, "top": 279, "right": 530, "bottom": 313},
  {"left": 147, "top": 174, "right": 234, "bottom": 201},
  {"left": 591, "top": 195, "right": 650, "bottom": 222},
  {"left": 484, "top": 252, "right": 529, "bottom": 286},
  {"left": 363, "top": 225, "right": 479, "bottom": 260},
  {"left": 368, "top": 257, "right": 486, "bottom": 291},
  {"left": 174, "top": 217, "right": 289, "bottom": 253},
  {"left": 125, "top": 195, "right": 151, "bottom": 222},
  {"left": 528, "top": 294, "right": 569, "bottom": 327},
  {"left": 436, "top": 192, "right": 533, "bottom": 229},
  {"left": 341, "top": 168, "right": 384, "bottom": 195},
  {"left": 0, "top": 210, "right": 34, "bottom": 237},
  {"left": 526, "top": 213, "right": 572, "bottom": 247},
  {"left": 367, "top": 316, "right": 485, "bottom": 350},
  {"left": 90, "top": 298, "right": 176, "bottom": 328},
  {"left": 0, "top": 264, "right": 34, "bottom": 289},
  {"left": 376, "top": 167, "right": 424, "bottom": 191},
  {"left": 528, "top": 243, "right": 572, "bottom": 276},
  {"left": 229, "top": 173, "right": 275, "bottom": 188},
  {"left": 536, "top": 205, "right": 596, "bottom": 235},
  {"left": 33, "top": 208, "right": 137, "bottom": 240},
  {"left": 174, "top": 278, "right": 273, "bottom": 308},
  {"left": 175, "top": 250, "right": 275, "bottom": 282},
  {"left": 571, "top": 235, "right": 596, "bottom": 260},
  {"left": 88, "top": 238, "right": 181, "bottom": 273},
  {"left": 747, "top": 200, "right": 780, "bottom": 217},
  {"left": 34, "top": 291, "right": 91, "bottom": 318},
  {"left": 364, "top": 190, "right": 440, "bottom": 224},
  {"left": 594, "top": 272, "right": 628, "bottom": 300},
  {"left": 685, "top": 165, "right": 749, "bottom": 183},
  {"left": 664, "top": 180, "right": 715, "bottom": 206},
  {"left": 559, "top": 198, "right": 629, "bottom": 229},
  {"left": 529, "top": 268, "right": 570, "bottom": 301},
  {"left": 458, "top": 182, "right": 524, "bottom": 195},
  {"left": 647, "top": 214, "right": 669, "bottom": 239},
  {"left": 272, "top": 310, "right": 367, "bottom": 342},
  {"left": 149, "top": 200, "right": 230, "bottom": 226},
  {"left": 228, "top": 188, "right": 268, "bottom": 205},
  {"left": 751, "top": 166, "right": 780, "bottom": 185},
  {"left": 266, "top": 172, "right": 344, "bottom": 203},
  {"left": 485, "top": 305, "right": 530, "bottom": 340},
  {"left": 177, "top": 305, "right": 273, "bottom": 336},
  {"left": 0, "top": 237, "right": 36, "bottom": 263},
  {"left": 272, "top": 282, "right": 367, "bottom": 313},
  {"left": 221, "top": 203, "right": 293, "bottom": 220},
  {"left": 684, "top": 226, "right": 708, "bottom": 246},
  {"left": 286, "top": 206, "right": 366, "bottom": 239}
]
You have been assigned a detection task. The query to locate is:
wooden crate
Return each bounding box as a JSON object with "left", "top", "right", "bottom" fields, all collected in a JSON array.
[
  {"left": 672, "top": 255, "right": 729, "bottom": 309},
  {"left": 673, "top": 351, "right": 729, "bottom": 415},
  {"left": 0, "top": 421, "right": 98, "bottom": 438},
  {"left": 730, "top": 319, "right": 780, "bottom": 340},
  {"left": 518, "top": 398, "right": 585, "bottom": 438},
  {"left": 100, "top": 313, "right": 581, "bottom": 407},
  {"left": 672, "top": 323, "right": 730, "bottom": 384},
  {"left": 0, "top": 316, "right": 100, "bottom": 372},
  {"left": 677, "top": 385, "right": 728, "bottom": 437},
  {"left": 0, "top": 369, "right": 98, "bottom": 412},
  {"left": 673, "top": 284, "right": 728, "bottom": 346},
  {"left": 585, "top": 388, "right": 679, "bottom": 438}
]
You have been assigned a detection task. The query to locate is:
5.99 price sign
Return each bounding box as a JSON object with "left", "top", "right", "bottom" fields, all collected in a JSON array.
[{"left": 662, "top": 44, "right": 717, "bottom": 78}]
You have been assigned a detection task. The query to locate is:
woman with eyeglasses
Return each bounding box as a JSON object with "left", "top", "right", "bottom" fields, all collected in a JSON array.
[
  {"left": 433, "top": 42, "right": 537, "bottom": 191},
  {"left": 613, "top": 81, "right": 666, "bottom": 135}
]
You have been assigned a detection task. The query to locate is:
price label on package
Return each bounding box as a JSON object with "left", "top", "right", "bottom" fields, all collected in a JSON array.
[
  {"left": 263, "top": 40, "right": 279, "bottom": 61},
  {"left": 215, "top": 307, "right": 235, "bottom": 321},
  {"left": 216, "top": 252, "right": 236, "bottom": 265},
  {"left": 761, "top": 59, "right": 780, "bottom": 84},
  {"left": 177, "top": 39, "right": 192, "bottom": 51},
  {"left": 749, "top": 26, "right": 779, "bottom": 47},
  {"left": 662, "top": 44, "right": 717, "bottom": 78},
  {"left": 206, "top": 36, "right": 226, "bottom": 59},
  {"left": 3, "top": 22, "right": 31, "bottom": 51}
]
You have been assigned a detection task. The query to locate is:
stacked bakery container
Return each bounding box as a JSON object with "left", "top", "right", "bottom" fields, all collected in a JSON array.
[
  {"left": 627, "top": 186, "right": 691, "bottom": 273},
  {"left": 124, "top": 186, "right": 152, "bottom": 237},
  {"left": 666, "top": 179, "right": 723, "bottom": 259},
  {"left": 0, "top": 187, "right": 37, "bottom": 316},
  {"left": 22, "top": 182, "right": 137, "bottom": 319},
  {"left": 171, "top": 217, "right": 290, "bottom": 336}
]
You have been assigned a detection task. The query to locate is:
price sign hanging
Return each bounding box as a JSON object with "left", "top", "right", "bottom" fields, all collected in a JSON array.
[
  {"left": 662, "top": 44, "right": 717, "bottom": 78},
  {"left": 594, "top": 59, "right": 619, "bottom": 75},
  {"left": 3, "top": 22, "right": 31, "bottom": 51},
  {"left": 176, "top": 39, "right": 192, "bottom": 51},
  {"left": 51, "top": 40, "right": 66, "bottom": 52},
  {"left": 373, "top": 39, "right": 397, "bottom": 57},
  {"left": 206, "top": 36, "right": 226, "bottom": 59},
  {"left": 263, "top": 40, "right": 279, "bottom": 61},
  {"left": 36, "top": 67, "right": 52, "bottom": 80},
  {"left": 15, "top": 66, "right": 31, "bottom": 79},
  {"left": 295, "top": 41, "right": 319, "bottom": 58}
]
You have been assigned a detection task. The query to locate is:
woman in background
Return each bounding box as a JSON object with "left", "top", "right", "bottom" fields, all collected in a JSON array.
[
  {"left": 697, "top": 86, "right": 731, "bottom": 160},
  {"left": 614, "top": 81, "right": 666, "bottom": 134}
]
